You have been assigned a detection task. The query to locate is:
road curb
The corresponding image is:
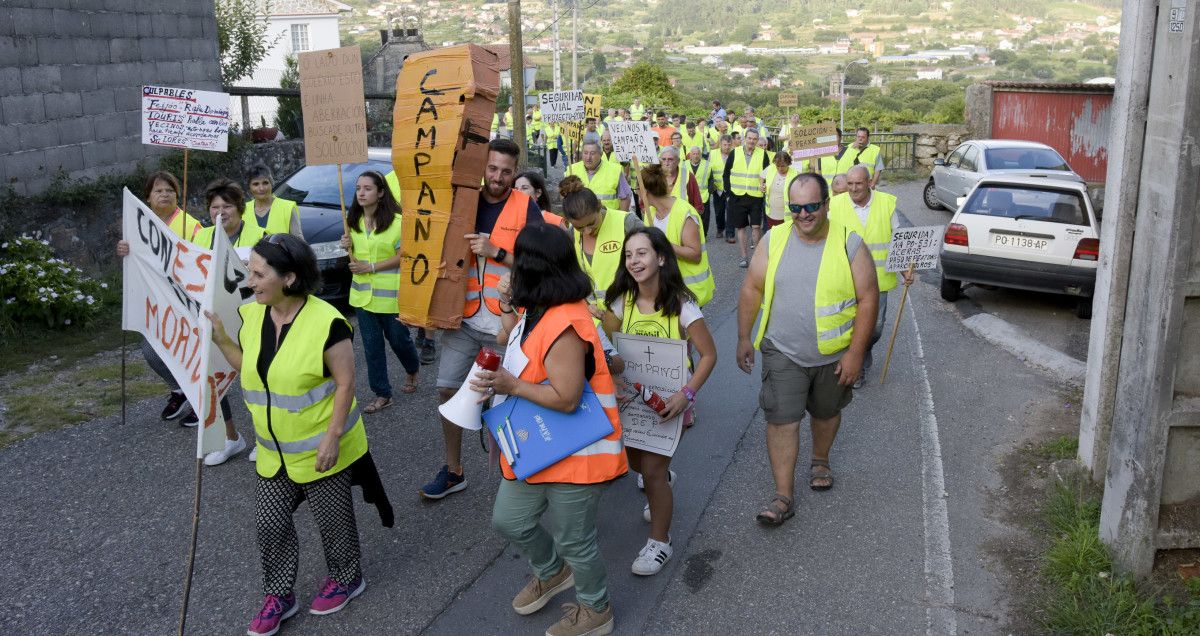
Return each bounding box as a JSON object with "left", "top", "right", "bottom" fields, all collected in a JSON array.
[{"left": 961, "top": 313, "right": 1086, "bottom": 387}]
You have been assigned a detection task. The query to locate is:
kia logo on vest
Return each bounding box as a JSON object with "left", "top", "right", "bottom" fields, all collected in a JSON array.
[{"left": 599, "top": 240, "right": 620, "bottom": 253}]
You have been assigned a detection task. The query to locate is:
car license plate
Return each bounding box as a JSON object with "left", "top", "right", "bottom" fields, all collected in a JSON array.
[{"left": 991, "top": 234, "right": 1048, "bottom": 250}]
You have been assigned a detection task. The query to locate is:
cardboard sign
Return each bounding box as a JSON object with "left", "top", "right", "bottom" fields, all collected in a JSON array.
[
  {"left": 141, "top": 85, "right": 230, "bottom": 151},
  {"left": 392, "top": 44, "right": 500, "bottom": 328},
  {"left": 886, "top": 225, "right": 946, "bottom": 272},
  {"left": 299, "top": 45, "right": 368, "bottom": 166},
  {"left": 608, "top": 120, "right": 659, "bottom": 164},
  {"left": 613, "top": 333, "right": 688, "bottom": 457},
  {"left": 120, "top": 190, "right": 252, "bottom": 457},
  {"left": 788, "top": 122, "right": 840, "bottom": 160},
  {"left": 778, "top": 92, "right": 798, "bottom": 108},
  {"left": 539, "top": 90, "right": 585, "bottom": 123},
  {"left": 583, "top": 93, "right": 603, "bottom": 120}
]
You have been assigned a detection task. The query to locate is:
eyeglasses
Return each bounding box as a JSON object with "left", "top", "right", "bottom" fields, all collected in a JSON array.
[{"left": 788, "top": 200, "right": 826, "bottom": 216}]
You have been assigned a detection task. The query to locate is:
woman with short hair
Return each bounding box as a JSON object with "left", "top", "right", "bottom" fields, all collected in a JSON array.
[{"left": 244, "top": 163, "right": 302, "bottom": 236}]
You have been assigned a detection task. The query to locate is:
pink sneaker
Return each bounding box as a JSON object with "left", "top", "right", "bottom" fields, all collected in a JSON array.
[
  {"left": 247, "top": 593, "right": 297, "bottom": 636},
  {"left": 308, "top": 576, "right": 366, "bottom": 615}
]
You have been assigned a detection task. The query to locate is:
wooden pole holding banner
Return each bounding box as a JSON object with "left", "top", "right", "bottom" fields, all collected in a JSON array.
[
  {"left": 176, "top": 458, "right": 204, "bottom": 636},
  {"left": 181, "top": 149, "right": 189, "bottom": 213},
  {"left": 878, "top": 262, "right": 915, "bottom": 385},
  {"left": 120, "top": 332, "right": 127, "bottom": 426},
  {"left": 337, "top": 163, "right": 356, "bottom": 263}
]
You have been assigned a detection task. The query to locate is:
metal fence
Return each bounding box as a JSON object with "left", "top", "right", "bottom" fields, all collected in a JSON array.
[
  {"left": 843, "top": 132, "right": 917, "bottom": 170},
  {"left": 224, "top": 86, "right": 395, "bottom": 142}
]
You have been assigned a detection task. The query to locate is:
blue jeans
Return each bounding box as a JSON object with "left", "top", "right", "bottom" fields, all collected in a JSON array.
[{"left": 354, "top": 308, "right": 420, "bottom": 399}]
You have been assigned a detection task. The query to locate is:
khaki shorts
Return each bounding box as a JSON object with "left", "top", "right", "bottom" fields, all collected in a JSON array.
[
  {"left": 436, "top": 323, "right": 505, "bottom": 389},
  {"left": 758, "top": 339, "right": 852, "bottom": 423}
]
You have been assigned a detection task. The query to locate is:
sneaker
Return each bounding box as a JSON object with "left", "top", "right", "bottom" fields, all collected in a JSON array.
[
  {"left": 631, "top": 538, "right": 672, "bottom": 576},
  {"left": 738, "top": 258, "right": 749, "bottom": 268},
  {"left": 161, "top": 391, "right": 188, "bottom": 420},
  {"left": 309, "top": 576, "right": 366, "bottom": 615},
  {"left": 545, "top": 602, "right": 614, "bottom": 636},
  {"left": 204, "top": 434, "right": 247, "bottom": 466},
  {"left": 641, "top": 471, "right": 676, "bottom": 522},
  {"left": 247, "top": 593, "right": 298, "bottom": 636},
  {"left": 419, "top": 340, "right": 437, "bottom": 365},
  {"left": 512, "top": 564, "right": 574, "bottom": 615},
  {"left": 180, "top": 410, "right": 198, "bottom": 427},
  {"left": 853, "top": 373, "right": 866, "bottom": 390},
  {"left": 249, "top": 446, "right": 258, "bottom": 462},
  {"left": 419, "top": 464, "right": 466, "bottom": 500},
  {"left": 636, "top": 470, "right": 675, "bottom": 491}
]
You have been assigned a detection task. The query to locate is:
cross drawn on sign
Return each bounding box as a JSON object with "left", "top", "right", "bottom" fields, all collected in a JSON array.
[{"left": 643, "top": 345, "right": 654, "bottom": 363}]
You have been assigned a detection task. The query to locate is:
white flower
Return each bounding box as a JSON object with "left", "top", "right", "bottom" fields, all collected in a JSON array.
[
  {"left": 41, "top": 240, "right": 49, "bottom": 246},
  {"left": 5, "top": 297, "right": 14, "bottom": 304},
  {"left": 50, "top": 291, "right": 58, "bottom": 298},
  {"left": 37, "top": 286, "right": 46, "bottom": 293},
  {"left": 1, "top": 242, "right": 7, "bottom": 249},
  {"left": 100, "top": 282, "right": 108, "bottom": 289},
  {"left": 86, "top": 297, "right": 94, "bottom": 305},
  {"left": 64, "top": 318, "right": 71, "bottom": 325},
  {"left": 35, "top": 269, "right": 44, "bottom": 277}
]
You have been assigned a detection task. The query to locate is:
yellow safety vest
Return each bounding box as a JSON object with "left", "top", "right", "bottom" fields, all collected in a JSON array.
[
  {"left": 629, "top": 104, "right": 645, "bottom": 121},
  {"left": 239, "top": 297, "right": 368, "bottom": 484},
  {"left": 828, "top": 191, "right": 898, "bottom": 292},
  {"left": 242, "top": 197, "right": 299, "bottom": 235},
  {"left": 644, "top": 197, "right": 714, "bottom": 306},
  {"left": 618, "top": 292, "right": 683, "bottom": 340},
  {"left": 819, "top": 155, "right": 839, "bottom": 180},
  {"left": 161, "top": 208, "right": 202, "bottom": 242},
  {"left": 709, "top": 152, "right": 730, "bottom": 190},
  {"left": 687, "top": 159, "right": 712, "bottom": 204},
  {"left": 384, "top": 170, "right": 402, "bottom": 206},
  {"left": 192, "top": 220, "right": 266, "bottom": 250},
  {"left": 491, "top": 113, "right": 499, "bottom": 133},
  {"left": 837, "top": 144, "right": 881, "bottom": 176},
  {"left": 755, "top": 220, "right": 858, "bottom": 355},
  {"left": 680, "top": 128, "right": 707, "bottom": 155},
  {"left": 761, "top": 166, "right": 803, "bottom": 220},
  {"left": 574, "top": 209, "right": 628, "bottom": 309},
  {"left": 348, "top": 213, "right": 404, "bottom": 313},
  {"left": 729, "top": 146, "right": 766, "bottom": 198},
  {"left": 566, "top": 160, "right": 623, "bottom": 210}
]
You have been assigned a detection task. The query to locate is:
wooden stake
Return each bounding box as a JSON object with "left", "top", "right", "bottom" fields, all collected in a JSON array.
[
  {"left": 176, "top": 457, "right": 203, "bottom": 636},
  {"left": 337, "top": 163, "right": 356, "bottom": 263},
  {"left": 181, "top": 149, "right": 189, "bottom": 214},
  {"left": 878, "top": 262, "right": 915, "bottom": 385}
]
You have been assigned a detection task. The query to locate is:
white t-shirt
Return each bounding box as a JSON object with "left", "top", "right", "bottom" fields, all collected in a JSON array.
[
  {"left": 463, "top": 254, "right": 502, "bottom": 335},
  {"left": 852, "top": 192, "right": 900, "bottom": 233},
  {"left": 609, "top": 296, "right": 703, "bottom": 336}
]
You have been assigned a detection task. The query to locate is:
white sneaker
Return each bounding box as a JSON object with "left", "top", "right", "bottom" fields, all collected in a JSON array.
[
  {"left": 642, "top": 471, "right": 677, "bottom": 522},
  {"left": 637, "top": 469, "right": 675, "bottom": 491},
  {"left": 631, "top": 538, "right": 672, "bottom": 576},
  {"left": 248, "top": 446, "right": 257, "bottom": 462},
  {"left": 203, "top": 434, "right": 246, "bottom": 466}
]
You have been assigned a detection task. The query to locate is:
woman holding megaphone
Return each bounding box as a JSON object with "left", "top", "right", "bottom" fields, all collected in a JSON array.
[{"left": 469, "top": 222, "right": 627, "bottom": 636}]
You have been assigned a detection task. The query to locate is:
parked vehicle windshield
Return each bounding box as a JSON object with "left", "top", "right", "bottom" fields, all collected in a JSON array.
[
  {"left": 964, "top": 186, "right": 1089, "bottom": 226},
  {"left": 275, "top": 161, "right": 393, "bottom": 207},
  {"left": 983, "top": 148, "right": 1070, "bottom": 171}
]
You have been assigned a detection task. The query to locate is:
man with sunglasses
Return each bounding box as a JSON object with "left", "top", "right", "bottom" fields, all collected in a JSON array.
[{"left": 735, "top": 173, "right": 879, "bottom": 525}]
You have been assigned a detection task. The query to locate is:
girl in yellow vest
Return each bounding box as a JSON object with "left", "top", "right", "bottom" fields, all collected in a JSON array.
[
  {"left": 338, "top": 171, "right": 420, "bottom": 414},
  {"left": 638, "top": 163, "right": 715, "bottom": 306},
  {"left": 114, "top": 170, "right": 204, "bottom": 427},
  {"left": 208, "top": 233, "right": 385, "bottom": 634},
  {"left": 558, "top": 176, "right": 642, "bottom": 314},
  {"left": 244, "top": 163, "right": 302, "bottom": 236},
  {"left": 601, "top": 226, "right": 717, "bottom": 576}
]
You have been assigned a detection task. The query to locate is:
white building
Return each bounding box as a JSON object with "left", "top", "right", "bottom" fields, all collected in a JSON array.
[{"left": 916, "top": 68, "right": 944, "bottom": 80}]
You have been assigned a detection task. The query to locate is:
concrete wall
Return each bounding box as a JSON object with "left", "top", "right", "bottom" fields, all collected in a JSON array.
[{"left": 0, "top": 2, "right": 222, "bottom": 196}]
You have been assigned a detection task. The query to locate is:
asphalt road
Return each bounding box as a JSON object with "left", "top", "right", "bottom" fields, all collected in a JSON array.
[{"left": 0, "top": 177, "right": 1089, "bottom": 635}]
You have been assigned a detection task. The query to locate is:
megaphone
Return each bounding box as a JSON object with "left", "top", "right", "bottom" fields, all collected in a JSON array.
[{"left": 438, "top": 348, "right": 502, "bottom": 430}]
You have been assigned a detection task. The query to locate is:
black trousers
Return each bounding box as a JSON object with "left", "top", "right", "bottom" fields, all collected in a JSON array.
[
  {"left": 257, "top": 469, "right": 361, "bottom": 596},
  {"left": 711, "top": 190, "right": 728, "bottom": 235}
]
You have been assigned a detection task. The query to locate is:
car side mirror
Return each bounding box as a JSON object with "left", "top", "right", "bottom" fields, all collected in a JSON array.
[{"left": 933, "top": 157, "right": 946, "bottom": 166}]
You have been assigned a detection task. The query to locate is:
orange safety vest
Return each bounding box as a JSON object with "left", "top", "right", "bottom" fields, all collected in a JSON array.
[
  {"left": 500, "top": 301, "right": 628, "bottom": 484},
  {"left": 464, "top": 190, "right": 562, "bottom": 318}
]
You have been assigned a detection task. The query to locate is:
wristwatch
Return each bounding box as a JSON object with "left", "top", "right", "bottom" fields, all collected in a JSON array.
[{"left": 494, "top": 247, "right": 508, "bottom": 262}]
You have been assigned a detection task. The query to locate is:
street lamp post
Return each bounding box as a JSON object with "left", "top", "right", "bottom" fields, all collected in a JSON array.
[{"left": 839, "top": 58, "right": 869, "bottom": 134}]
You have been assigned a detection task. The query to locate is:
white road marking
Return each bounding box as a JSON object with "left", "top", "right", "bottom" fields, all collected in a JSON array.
[
  {"left": 960, "top": 313, "right": 1086, "bottom": 386},
  {"left": 910, "top": 301, "right": 958, "bottom": 636}
]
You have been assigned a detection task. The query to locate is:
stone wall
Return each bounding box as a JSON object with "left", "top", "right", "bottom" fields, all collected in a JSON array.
[
  {"left": 240, "top": 139, "right": 306, "bottom": 185},
  {"left": 0, "top": 2, "right": 222, "bottom": 196},
  {"left": 893, "top": 124, "right": 971, "bottom": 170}
]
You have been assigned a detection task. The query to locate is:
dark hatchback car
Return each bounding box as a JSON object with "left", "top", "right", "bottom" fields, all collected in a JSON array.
[{"left": 274, "top": 148, "right": 398, "bottom": 302}]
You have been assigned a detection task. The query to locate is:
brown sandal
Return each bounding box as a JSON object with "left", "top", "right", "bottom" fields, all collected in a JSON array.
[
  {"left": 364, "top": 396, "right": 393, "bottom": 414},
  {"left": 755, "top": 494, "right": 794, "bottom": 526},
  {"left": 401, "top": 374, "right": 419, "bottom": 394},
  {"left": 810, "top": 460, "right": 833, "bottom": 491}
]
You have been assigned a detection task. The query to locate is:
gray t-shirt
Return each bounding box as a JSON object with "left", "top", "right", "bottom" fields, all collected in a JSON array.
[{"left": 763, "top": 225, "right": 864, "bottom": 367}]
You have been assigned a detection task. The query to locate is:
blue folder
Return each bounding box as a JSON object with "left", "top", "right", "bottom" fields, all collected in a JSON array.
[{"left": 483, "top": 384, "right": 616, "bottom": 481}]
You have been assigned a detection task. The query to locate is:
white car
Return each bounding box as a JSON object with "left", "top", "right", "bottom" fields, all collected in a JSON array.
[
  {"left": 938, "top": 176, "right": 1100, "bottom": 319},
  {"left": 923, "top": 139, "right": 1083, "bottom": 211}
]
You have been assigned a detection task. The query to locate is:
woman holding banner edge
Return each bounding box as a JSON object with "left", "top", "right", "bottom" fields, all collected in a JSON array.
[
  {"left": 601, "top": 226, "right": 717, "bottom": 576},
  {"left": 338, "top": 170, "right": 421, "bottom": 414}
]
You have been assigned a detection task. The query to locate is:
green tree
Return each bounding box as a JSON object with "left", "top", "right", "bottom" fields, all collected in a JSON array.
[
  {"left": 592, "top": 52, "right": 607, "bottom": 74},
  {"left": 215, "top": 0, "right": 279, "bottom": 85},
  {"left": 276, "top": 55, "right": 301, "bottom": 138},
  {"left": 607, "top": 61, "right": 682, "bottom": 107}
]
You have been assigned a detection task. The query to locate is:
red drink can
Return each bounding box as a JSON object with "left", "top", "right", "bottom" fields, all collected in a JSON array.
[{"left": 634, "top": 382, "right": 667, "bottom": 413}]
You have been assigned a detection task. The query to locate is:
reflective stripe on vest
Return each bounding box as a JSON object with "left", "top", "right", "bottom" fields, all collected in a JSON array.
[
  {"left": 465, "top": 191, "right": 540, "bottom": 318},
  {"left": 644, "top": 197, "right": 714, "bottom": 306},
  {"left": 191, "top": 221, "right": 266, "bottom": 250},
  {"left": 348, "top": 213, "right": 405, "bottom": 312},
  {"left": 827, "top": 191, "right": 898, "bottom": 292},
  {"left": 257, "top": 405, "right": 362, "bottom": 453},
  {"left": 688, "top": 159, "right": 711, "bottom": 203},
  {"left": 566, "top": 161, "right": 622, "bottom": 210},
  {"left": 755, "top": 220, "right": 858, "bottom": 355},
  {"left": 729, "top": 147, "right": 765, "bottom": 197}
]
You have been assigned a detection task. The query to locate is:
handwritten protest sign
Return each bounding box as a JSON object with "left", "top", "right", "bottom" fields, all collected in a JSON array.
[
  {"left": 562, "top": 94, "right": 604, "bottom": 146},
  {"left": 608, "top": 120, "right": 659, "bottom": 164},
  {"left": 886, "top": 225, "right": 945, "bottom": 272},
  {"left": 392, "top": 44, "right": 499, "bottom": 328},
  {"left": 778, "top": 93, "right": 798, "bottom": 108},
  {"left": 538, "top": 90, "right": 585, "bottom": 123},
  {"left": 584, "top": 93, "right": 602, "bottom": 120},
  {"left": 121, "top": 190, "right": 252, "bottom": 457},
  {"left": 788, "top": 122, "right": 840, "bottom": 161},
  {"left": 299, "top": 45, "right": 368, "bottom": 166},
  {"left": 613, "top": 333, "right": 688, "bottom": 457},
  {"left": 141, "top": 85, "right": 230, "bottom": 151}
]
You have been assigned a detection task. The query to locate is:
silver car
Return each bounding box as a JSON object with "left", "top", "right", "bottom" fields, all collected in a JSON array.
[{"left": 923, "top": 139, "right": 1082, "bottom": 211}]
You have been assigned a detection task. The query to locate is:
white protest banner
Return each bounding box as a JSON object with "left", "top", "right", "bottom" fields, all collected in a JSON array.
[
  {"left": 121, "top": 190, "right": 248, "bottom": 457},
  {"left": 299, "top": 45, "right": 368, "bottom": 166},
  {"left": 886, "top": 225, "right": 945, "bottom": 273},
  {"left": 539, "top": 89, "right": 585, "bottom": 123},
  {"left": 613, "top": 333, "right": 688, "bottom": 457},
  {"left": 608, "top": 120, "right": 659, "bottom": 164},
  {"left": 141, "top": 85, "right": 231, "bottom": 151}
]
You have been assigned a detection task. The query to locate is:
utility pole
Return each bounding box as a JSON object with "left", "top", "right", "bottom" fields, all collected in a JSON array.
[
  {"left": 571, "top": 0, "right": 578, "bottom": 89},
  {"left": 508, "top": 0, "right": 527, "bottom": 163},
  {"left": 551, "top": 0, "right": 561, "bottom": 91}
]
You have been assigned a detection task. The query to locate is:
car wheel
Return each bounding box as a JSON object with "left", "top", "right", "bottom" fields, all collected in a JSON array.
[
  {"left": 940, "top": 275, "right": 961, "bottom": 302},
  {"left": 923, "top": 180, "right": 942, "bottom": 210},
  {"left": 1076, "top": 297, "right": 1093, "bottom": 320}
]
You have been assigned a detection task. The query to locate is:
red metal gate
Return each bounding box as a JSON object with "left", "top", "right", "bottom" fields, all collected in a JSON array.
[{"left": 990, "top": 84, "right": 1113, "bottom": 182}]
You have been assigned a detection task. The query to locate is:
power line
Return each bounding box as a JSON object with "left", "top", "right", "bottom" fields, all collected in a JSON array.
[{"left": 526, "top": 0, "right": 600, "bottom": 41}]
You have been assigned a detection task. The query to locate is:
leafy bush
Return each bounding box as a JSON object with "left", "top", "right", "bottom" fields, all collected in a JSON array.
[{"left": 0, "top": 233, "right": 110, "bottom": 333}]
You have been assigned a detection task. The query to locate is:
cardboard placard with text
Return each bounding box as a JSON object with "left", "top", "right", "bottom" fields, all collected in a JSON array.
[
  {"left": 788, "top": 122, "right": 841, "bottom": 161},
  {"left": 613, "top": 333, "right": 688, "bottom": 457},
  {"left": 886, "top": 225, "right": 946, "bottom": 273},
  {"left": 299, "top": 45, "right": 368, "bottom": 166},
  {"left": 778, "top": 92, "right": 798, "bottom": 108},
  {"left": 141, "top": 85, "right": 230, "bottom": 151},
  {"left": 539, "top": 90, "right": 585, "bottom": 123},
  {"left": 608, "top": 120, "right": 659, "bottom": 164}
]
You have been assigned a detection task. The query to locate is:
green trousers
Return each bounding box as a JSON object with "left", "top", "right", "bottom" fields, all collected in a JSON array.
[{"left": 491, "top": 478, "right": 610, "bottom": 611}]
